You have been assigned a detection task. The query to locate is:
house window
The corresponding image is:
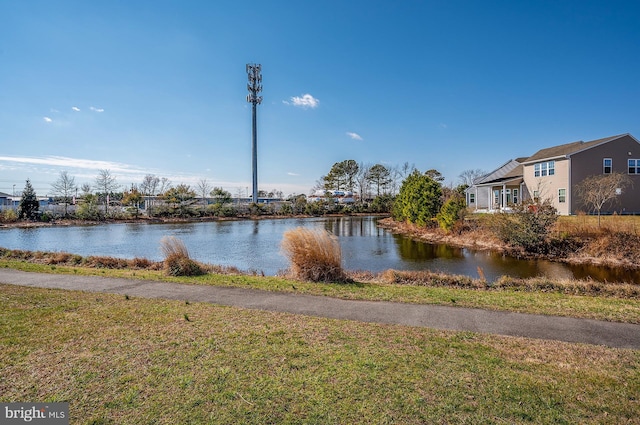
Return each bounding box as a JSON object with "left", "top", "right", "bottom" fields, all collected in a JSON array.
[
  {"left": 603, "top": 158, "right": 612, "bottom": 174},
  {"left": 558, "top": 188, "right": 566, "bottom": 203},
  {"left": 469, "top": 193, "right": 475, "bottom": 204},
  {"left": 533, "top": 190, "right": 539, "bottom": 202},
  {"left": 513, "top": 189, "right": 518, "bottom": 204},
  {"left": 534, "top": 161, "right": 555, "bottom": 177},
  {"left": 629, "top": 159, "right": 640, "bottom": 174}
]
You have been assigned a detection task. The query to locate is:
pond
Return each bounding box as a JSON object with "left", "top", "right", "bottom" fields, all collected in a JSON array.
[{"left": 0, "top": 216, "right": 637, "bottom": 283}]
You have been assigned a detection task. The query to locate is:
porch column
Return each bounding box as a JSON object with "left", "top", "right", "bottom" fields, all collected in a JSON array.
[
  {"left": 519, "top": 182, "right": 524, "bottom": 204},
  {"left": 502, "top": 184, "right": 507, "bottom": 209},
  {"left": 488, "top": 187, "right": 492, "bottom": 210},
  {"left": 474, "top": 187, "right": 478, "bottom": 210}
]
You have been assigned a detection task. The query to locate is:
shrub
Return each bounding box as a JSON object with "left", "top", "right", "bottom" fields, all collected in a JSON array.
[
  {"left": 1, "top": 209, "right": 18, "bottom": 223},
  {"left": 436, "top": 194, "right": 467, "bottom": 232},
  {"left": 160, "top": 236, "right": 205, "bottom": 276},
  {"left": 281, "top": 227, "right": 346, "bottom": 282},
  {"left": 488, "top": 201, "right": 558, "bottom": 253}
]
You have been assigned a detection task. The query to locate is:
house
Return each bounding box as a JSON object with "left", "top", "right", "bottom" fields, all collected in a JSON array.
[
  {"left": 465, "top": 158, "right": 528, "bottom": 211},
  {"left": 467, "top": 133, "right": 640, "bottom": 215}
]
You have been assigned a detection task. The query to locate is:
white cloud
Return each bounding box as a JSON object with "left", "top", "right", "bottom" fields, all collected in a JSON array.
[
  {"left": 0, "top": 155, "right": 145, "bottom": 176},
  {"left": 72, "top": 106, "right": 80, "bottom": 112},
  {"left": 346, "top": 132, "right": 363, "bottom": 141},
  {"left": 43, "top": 117, "right": 52, "bottom": 123},
  {"left": 287, "top": 172, "right": 300, "bottom": 176},
  {"left": 89, "top": 106, "right": 105, "bottom": 112},
  {"left": 286, "top": 94, "right": 319, "bottom": 109}
]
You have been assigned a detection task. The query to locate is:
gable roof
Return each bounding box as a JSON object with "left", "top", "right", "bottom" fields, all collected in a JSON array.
[
  {"left": 523, "top": 134, "right": 630, "bottom": 164},
  {"left": 474, "top": 158, "right": 523, "bottom": 185}
]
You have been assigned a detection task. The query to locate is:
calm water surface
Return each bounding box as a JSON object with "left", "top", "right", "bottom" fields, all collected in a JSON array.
[{"left": 1, "top": 216, "right": 637, "bottom": 282}]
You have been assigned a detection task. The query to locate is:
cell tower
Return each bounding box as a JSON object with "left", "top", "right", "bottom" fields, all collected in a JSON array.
[{"left": 246, "top": 63, "right": 263, "bottom": 204}]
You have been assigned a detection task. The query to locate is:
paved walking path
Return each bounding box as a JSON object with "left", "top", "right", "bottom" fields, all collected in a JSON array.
[{"left": 1, "top": 268, "right": 639, "bottom": 349}]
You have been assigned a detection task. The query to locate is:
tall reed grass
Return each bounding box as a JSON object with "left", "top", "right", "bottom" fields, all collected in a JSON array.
[
  {"left": 160, "top": 236, "right": 205, "bottom": 276},
  {"left": 281, "top": 227, "right": 346, "bottom": 282}
]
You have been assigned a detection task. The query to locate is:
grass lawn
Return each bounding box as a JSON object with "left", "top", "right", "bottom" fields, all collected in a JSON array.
[{"left": 1, "top": 284, "right": 639, "bottom": 424}]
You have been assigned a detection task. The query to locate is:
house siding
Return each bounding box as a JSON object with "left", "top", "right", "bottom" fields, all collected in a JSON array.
[
  {"left": 570, "top": 134, "right": 640, "bottom": 214},
  {"left": 523, "top": 158, "right": 570, "bottom": 215}
]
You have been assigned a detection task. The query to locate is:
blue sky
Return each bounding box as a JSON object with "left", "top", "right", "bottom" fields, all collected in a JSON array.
[{"left": 1, "top": 0, "right": 639, "bottom": 197}]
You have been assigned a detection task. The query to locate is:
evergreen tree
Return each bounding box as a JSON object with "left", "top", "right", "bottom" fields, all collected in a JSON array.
[
  {"left": 19, "top": 179, "right": 39, "bottom": 220},
  {"left": 392, "top": 170, "right": 443, "bottom": 226}
]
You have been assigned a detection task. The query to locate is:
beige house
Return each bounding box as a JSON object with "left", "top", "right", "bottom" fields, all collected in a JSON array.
[{"left": 467, "top": 133, "right": 640, "bottom": 215}]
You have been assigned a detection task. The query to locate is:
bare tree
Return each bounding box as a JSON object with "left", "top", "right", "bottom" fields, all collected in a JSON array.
[
  {"left": 158, "top": 177, "right": 172, "bottom": 195},
  {"left": 81, "top": 183, "right": 92, "bottom": 196},
  {"left": 94, "top": 169, "right": 120, "bottom": 216},
  {"left": 140, "top": 174, "right": 160, "bottom": 196},
  {"left": 355, "top": 162, "right": 372, "bottom": 203},
  {"left": 196, "top": 178, "right": 212, "bottom": 208},
  {"left": 458, "top": 169, "right": 486, "bottom": 187},
  {"left": 51, "top": 171, "right": 77, "bottom": 216},
  {"left": 576, "top": 172, "right": 633, "bottom": 226}
]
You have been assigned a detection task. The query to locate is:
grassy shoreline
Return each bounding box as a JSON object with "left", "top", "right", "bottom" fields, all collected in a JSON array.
[{"left": 1, "top": 252, "right": 639, "bottom": 324}]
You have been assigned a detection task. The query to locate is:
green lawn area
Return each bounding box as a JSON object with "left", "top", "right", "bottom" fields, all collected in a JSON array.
[{"left": 1, "top": 284, "right": 639, "bottom": 424}]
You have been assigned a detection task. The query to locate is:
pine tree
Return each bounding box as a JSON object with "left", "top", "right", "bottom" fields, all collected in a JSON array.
[{"left": 19, "top": 179, "right": 39, "bottom": 220}]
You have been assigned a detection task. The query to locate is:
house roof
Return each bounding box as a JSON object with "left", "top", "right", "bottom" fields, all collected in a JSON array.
[
  {"left": 0, "top": 192, "right": 11, "bottom": 197},
  {"left": 473, "top": 159, "right": 524, "bottom": 186},
  {"left": 523, "top": 134, "right": 629, "bottom": 163}
]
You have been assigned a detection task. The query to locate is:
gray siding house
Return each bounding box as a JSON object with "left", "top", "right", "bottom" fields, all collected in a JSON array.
[{"left": 467, "top": 133, "right": 640, "bottom": 215}]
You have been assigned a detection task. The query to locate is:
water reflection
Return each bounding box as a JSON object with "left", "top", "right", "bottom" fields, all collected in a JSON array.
[
  {"left": 393, "top": 235, "right": 464, "bottom": 261},
  {"left": 0, "top": 216, "right": 638, "bottom": 283}
]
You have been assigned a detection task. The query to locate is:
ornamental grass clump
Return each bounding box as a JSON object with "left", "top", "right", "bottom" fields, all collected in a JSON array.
[
  {"left": 160, "top": 236, "right": 205, "bottom": 277},
  {"left": 281, "top": 227, "right": 346, "bottom": 282}
]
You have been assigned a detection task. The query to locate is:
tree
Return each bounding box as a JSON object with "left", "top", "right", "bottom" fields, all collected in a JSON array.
[
  {"left": 140, "top": 174, "right": 160, "bottom": 197},
  {"left": 163, "top": 184, "right": 196, "bottom": 216},
  {"left": 210, "top": 187, "right": 232, "bottom": 206},
  {"left": 94, "top": 169, "right": 120, "bottom": 216},
  {"left": 122, "top": 187, "right": 143, "bottom": 218},
  {"left": 18, "top": 179, "right": 39, "bottom": 220},
  {"left": 367, "top": 164, "right": 392, "bottom": 197},
  {"left": 323, "top": 160, "right": 359, "bottom": 191},
  {"left": 576, "top": 172, "right": 633, "bottom": 226},
  {"left": 424, "top": 169, "right": 445, "bottom": 183},
  {"left": 196, "top": 178, "right": 212, "bottom": 208},
  {"left": 458, "top": 169, "right": 486, "bottom": 187},
  {"left": 158, "top": 177, "right": 172, "bottom": 195},
  {"left": 51, "top": 171, "right": 77, "bottom": 217},
  {"left": 392, "top": 170, "right": 443, "bottom": 227},
  {"left": 81, "top": 183, "right": 92, "bottom": 197},
  {"left": 140, "top": 174, "right": 160, "bottom": 210},
  {"left": 355, "top": 162, "right": 372, "bottom": 203}
]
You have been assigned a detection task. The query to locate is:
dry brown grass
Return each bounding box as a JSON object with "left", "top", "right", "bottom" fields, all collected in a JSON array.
[
  {"left": 0, "top": 247, "right": 159, "bottom": 269},
  {"left": 160, "top": 236, "right": 205, "bottom": 276},
  {"left": 556, "top": 213, "right": 640, "bottom": 236},
  {"left": 350, "top": 268, "right": 640, "bottom": 299},
  {"left": 281, "top": 227, "right": 347, "bottom": 282},
  {"left": 376, "top": 269, "right": 487, "bottom": 289},
  {"left": 493, "top": 275, "right": 640, "bottom": 298}
]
